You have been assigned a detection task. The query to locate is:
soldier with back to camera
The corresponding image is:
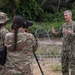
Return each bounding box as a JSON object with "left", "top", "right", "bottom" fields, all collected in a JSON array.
[
  {"left": 4, "top": 15, "right": 38, "bottom": 75},
  {"left": 52, "top": 10, "right": 75, "bottom": 75}
]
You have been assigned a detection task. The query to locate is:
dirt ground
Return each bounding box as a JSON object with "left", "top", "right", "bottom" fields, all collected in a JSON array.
[{"left": 33, "top": 58, "right": 62, "bottom": 75}]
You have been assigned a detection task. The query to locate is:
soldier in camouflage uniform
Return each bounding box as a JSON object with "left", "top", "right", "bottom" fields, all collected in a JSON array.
[
  {"left": 0, "top": 12, "right": 9, "bottom": 75},
  {"left": 3, "top": 15, "right": 38, "bottom": 75},
  {"left": 52, "top": 10, "right": 75, "bottom": 75},
  {"left": 0, "top": 12, "right": 9, "bottom": 37}
]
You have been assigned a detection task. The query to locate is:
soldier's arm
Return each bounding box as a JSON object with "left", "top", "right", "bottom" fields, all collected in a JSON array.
[
  {"left": 4, "top": 33, "right": 13, "bottom": 51},
  {"left": 71, "top": 24, "right": 75, "bottom": 36},
  {"left": 52, "top": 25, "right": 63, "bottom": 37},
  {"left": 1, "top": 28, "right": 9, "bottom": 38},
  {"left": 27, "top": 33, "right": 38, "bottom": 52}
]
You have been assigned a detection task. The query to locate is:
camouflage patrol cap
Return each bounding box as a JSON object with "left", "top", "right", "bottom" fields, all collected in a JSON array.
[{"left": 0, "top": 12, "right": 9, "bottom": 24}]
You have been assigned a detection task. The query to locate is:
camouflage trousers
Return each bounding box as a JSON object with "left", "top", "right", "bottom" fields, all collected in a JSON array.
[
  {"left": 0, "top": 63, "right": 33, "bottom": 75},
  {"left": 61, "top": 50, "right": 75, "bottom": 75},
  {"left": 0, "top": 54, "right": 33, "bottom": 75}
]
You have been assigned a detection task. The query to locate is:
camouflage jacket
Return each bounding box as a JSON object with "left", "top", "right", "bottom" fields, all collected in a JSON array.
[
  {"left": 0, "top": 27, "right": 9, "bottom": 37},
  {"left": 54, "top": 21, "right": 75, "bottom": 51},
  {"left": 4, "top": 29, "right": 38, "bottom": 75},
  {"left": 0, "top": 27, "right": 9, "bottom": 45},
  {"left": 5, "top": 29, "right": 38, "bottom": 52}
]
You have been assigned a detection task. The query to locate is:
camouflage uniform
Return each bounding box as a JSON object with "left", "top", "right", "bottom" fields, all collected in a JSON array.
[
  {"left": 0, "top": 11, "right": 9, "bottom": 38},
  {"left": 54, "top": 21, "right": 75, "bottom": 75},
  {"left": 0, "top": 12, "right": 9, "bottom": 75},
  {"left": 0, "top": 27, "right": 9, "bottom": 37},
  {"left": 3, "top": 29, "right": 38, "bottom": 75},
  {"left": 0, "top": 27, "right": 9, "bottom": 74}
]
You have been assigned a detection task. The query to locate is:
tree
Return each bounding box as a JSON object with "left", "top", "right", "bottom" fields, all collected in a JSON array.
[
  {"left": 36, "top": 0, "right": 62, "bottom": 13},
  {"left": 36, "top": 0, "right": 75, "bottom": 13},
  {"left": 0, "top": 0, "right": 20, "bottom": 15},
  {"left": 57, "top": 0, "right": 61, "bottom": 12}
]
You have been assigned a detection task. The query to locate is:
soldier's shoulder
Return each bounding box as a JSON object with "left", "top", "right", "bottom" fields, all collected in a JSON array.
[
  {"left": 24, "top": 32, "right": 34, "bottom": 38},
  {"left": 73, "top": 21, "right": 75, "bottom": 25},
  {"left": 60, "top": 23, "right": 66, "bottom": 28},
  {"left": 1, "top": 27, "right": 8, "bottom": 32},
  {"left": 6, "top": 32, "right": 12, "bottom": 36},
  {"left": 5, "top": 32, "right": 13, "bottom": 38},
  {"left": 62, "top": 23, "right": 66, "bottom": 26},
  {"left": 0, "top": 27, "right": 9, "bottom": 37}
]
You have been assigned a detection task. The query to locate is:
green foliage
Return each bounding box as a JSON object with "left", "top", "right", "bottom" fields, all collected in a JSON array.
[
  {"left": 1, "top": 0, "right": 75, "bottom": 22},
  {"left": 42, "top": 9, "right": 64, "bottom": 22},
  {"left": 5, "top": 21, "right": 12, "bottom": 31},
  {"left": 13, "top": 0, "right": 44, "bottom": 21},
  {"left": 0, "top": 0, "right": 44, "bottom": 21},
  {"left": 43, "top": 13, "right": 54, "bottom": 22},
  {"left": 0, "top": 0, "right": 8, "bottom": 7},
  {"left": 72, "top": 8, "right": 75, "bottom": 20},
  {"left": 29, "top": 21, "right": 64, "bottom": 34}
]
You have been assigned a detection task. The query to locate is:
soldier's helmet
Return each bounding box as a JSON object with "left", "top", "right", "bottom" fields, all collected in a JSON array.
[{"left": 0, "top": 12, "right": 9, "bottom": 24}]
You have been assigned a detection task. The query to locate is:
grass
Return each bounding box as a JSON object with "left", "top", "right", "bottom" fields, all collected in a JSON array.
[
  {"left": 36, "top": 44, "right": 61, "bottom": 57},
  {"left": 51, "top": 64, "right": 62, "bottom": 72}
]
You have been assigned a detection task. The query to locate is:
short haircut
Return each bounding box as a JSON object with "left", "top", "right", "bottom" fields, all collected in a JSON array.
[{"left": 64, "top": 10, "right": 72, "bottom": 16}]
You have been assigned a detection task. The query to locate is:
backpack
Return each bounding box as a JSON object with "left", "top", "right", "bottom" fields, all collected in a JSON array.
[{"left": 0, "top": 33, "right": 7, "bottom": 66}]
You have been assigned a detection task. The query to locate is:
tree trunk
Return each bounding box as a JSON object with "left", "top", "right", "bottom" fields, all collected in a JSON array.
[{"left": 57, "top": 0, "right": 61, "bottom": 12}]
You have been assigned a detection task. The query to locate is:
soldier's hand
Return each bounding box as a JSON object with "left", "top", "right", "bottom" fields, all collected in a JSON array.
[
  {"left": 65, "top": 28, "right": 73, "bottom": 35},
  {"left": 52, "top": 27, "right": 55, "bottom": 34}
]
